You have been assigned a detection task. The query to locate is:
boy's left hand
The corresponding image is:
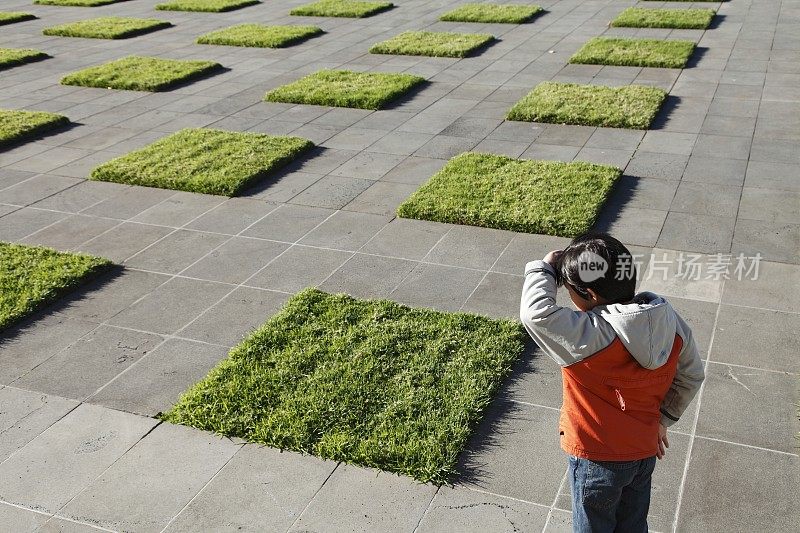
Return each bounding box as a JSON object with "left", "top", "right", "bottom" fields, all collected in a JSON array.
[{"left": 656, "top": 423, "right": 669, "bottom": 459}]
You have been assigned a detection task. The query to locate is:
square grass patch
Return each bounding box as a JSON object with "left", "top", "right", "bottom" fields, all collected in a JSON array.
[
  {"left": 370, "top": 31, "right": 495, "bottom": 59},
  {"left": 0, "top": 109, "right": 69, "bottom": 148},
  {"left": 290, "top": 0, "right": 393, "bottom": 18},
  {"left": 90, "top": 128, "right": 313, "bottom": 196},
  {"left": 265, "top": 69, "right": 425, "bottom": 110},
  {"left": 60, "top": 56, "right": 222, "bottom": 92},
  {"left": 0, "top": 12, "right": 36, "bottom": 26},
  {"left": 569, "top": 37, "right": 696, "bottom": 69},
  {"left": 43, "top": 17, "right": 172, "bottom": 40},
  {"left": 397, "top": 152, "right": 620, "bottom": 237},
  {"left": 155, "top": 0, "right": 259, "bottom": 11},
  {"left": 197, "top": 24, "right": 323, "bottom": 48},
  {"left": 507, "top": 81, "right": 666, "bottom": 130},
  {"left": 440, "top": 3, "right": 543, "bottom": 24},
  {"left": 0, "top": 242, "right": 110, "bottom": 331},
  {"left": 162, "top": 287, "right": 524, "bottom": 483},
  {"left": 611, "top": 8, "right": 715, "bottom": 30},
  {"left": 34, "top": 0, "right": 125, "bottom": 6},
  {"left": 0, "top": 48, "right": 48, "bottom": 71}
]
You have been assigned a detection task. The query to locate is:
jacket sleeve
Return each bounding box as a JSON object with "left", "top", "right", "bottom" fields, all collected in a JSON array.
[
  {"left": 659, "top": 314, "right": 705, "bottom": 427},
  {"left": 519, "top": 260, "right": 616, "bottom": 367}
]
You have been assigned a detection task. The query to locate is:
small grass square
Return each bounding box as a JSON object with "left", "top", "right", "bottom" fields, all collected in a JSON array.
[
  {"left": 162, "top": 287, "right": 524, "bottom": 483},
  {"left": 0, "top": 109, "right": 69, "bottom": 147},
  {"left": 0, "top": 48, "right": 48, "bottom": 71},
  {"left": 507, "top": 81, "right": 666, "bottom": 130},
  {"left": 197, "top": 24, "right": 323, "bottom": 48},
  {"left": 370, "top": 31, "right": 495, "bottom": 58},
  {"left": 0, "top": 12, "right": 36, "bottom": 26},
  {"left": 569, "top": 37, "right": 696, "bottom": 69},
  {"left": 0, "top": 242, "right": 110, "bottom": 331},
  {"left": 34, "top": 0, "right": 125, "bottom": 6},
  {"left": 60, "top": 56, "right": 222, "bottom": 92},
  {"left": 43, "top": 17, "right": 172, "bottom": 40},
  {"left": 90, "top": 128, "right": 313, "bottom": 196},
  {"left": 397, "top": 152, "right": 620, "bottom": 237},
  {"left": 290, "top": 0, "right": 393, "bottom": 18},
  {"left": 155, "top": 0, "right": 259, "bottom": 11},
  {"left": 265, "top": 69, "right": 424, "bottom": 110},
  {"left": 440, "top": 3, "right": 542, "bottom": 24},
  {"left": 611, "top": 7, "right": 715, "bottom": 30}
]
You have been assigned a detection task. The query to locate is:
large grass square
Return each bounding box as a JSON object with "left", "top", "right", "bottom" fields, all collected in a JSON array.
[
  {"left": 611, "top": 7, "right": 715, "bottom": 30},
  {"left": 0, "top": 48, "right": 48, "bottom": 71},
  {"left": 90, "top": 128, "right": 313, "bottom": 196},
  {"left": 0, "top": 12, "right": 36, "bottom": 26},
  {"left": 162, "top": 288, "right": 524, "bottom": 483},
  {"left": 370, "top": 31, "right": 494, "bottom": 58},
  {"left": 569, "top": 37, "right": 696, "bottom": 69},
  {"left": 265, "top": 69, "right": 425, "bottom": 110},
  {"left": 397, "top": 152, "right": 620, "bottom": 237},
  {"left": 155, "top": 0, "right": 259, "bottom": 11},
  {"left": 60, "top": 56, "right": 222, "bottom": 92},
  {"left": 34, "top": 0, "right": 125, "bottom": 6},
  {"left": 507, "top": 81, "right": 666, "bottom": 130},
  {"left": 0, "top": 109, "right": 69, "bottom": 147},
  {"left": 197, "top": 24, "right": 323, "bottom": 48},
  {"left": 440, "top": 3, "right": 543, "bottom": 24},
  {"left": 290, "top": 0, "right": 393, "bottom": 18},
  {"left": 0, "top": 242, "right": 110, "bottom": 331},
  {"left": 43, "top": 17, "right": 172, "bottom": 39}
]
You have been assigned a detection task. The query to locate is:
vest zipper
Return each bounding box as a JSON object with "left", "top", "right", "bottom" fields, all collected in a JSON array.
[{"left": 614, "top": 388, "right": 626, "bottom": 411}]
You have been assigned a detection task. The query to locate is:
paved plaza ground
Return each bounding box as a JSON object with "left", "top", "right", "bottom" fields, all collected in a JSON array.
[{"left": 1, "top": 0, "right": 798, "bottom": 531}]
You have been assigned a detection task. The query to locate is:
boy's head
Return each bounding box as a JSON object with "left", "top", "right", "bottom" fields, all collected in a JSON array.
[{"left": 555, "top": 232, "right": 636, "bottom": 311}]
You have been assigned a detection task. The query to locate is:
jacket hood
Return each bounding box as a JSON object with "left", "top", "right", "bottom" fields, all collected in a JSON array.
[{"left": 594, "top": 292, "right": 678, "bottom": 370}]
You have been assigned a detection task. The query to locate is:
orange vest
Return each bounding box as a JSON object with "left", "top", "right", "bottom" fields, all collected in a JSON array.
[{"left": 559, "top": 335, "right": 683, "bottom": 461}]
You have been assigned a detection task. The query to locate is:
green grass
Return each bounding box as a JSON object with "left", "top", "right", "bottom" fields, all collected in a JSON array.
[
  {"left": 0, "top": 109, "right": 69, "bottom": 148},
  {"left": 0, "top": 48, "right": 48, "bottom": 71},
  {"left": 0, "top": 242, "right": 111, "bottom": 331},
  {"left": 0, "top": 12, "right": 36, "bottom": 26},
  {"left": 162, "top": 287, "right": 524, "bottom": 484},
  {"left": 507, "top": 81, "right": 666, "bottom": 130},
  {"left": 265, "top": 69, "right": 425, "bottom": 110},
  {"left": 440, "top": 3, "right": 542, "bottom": 24},
  {"left": 197, "top": 24, "right": 323, "bottom": 48},
  {"left": 370, "top": 31, "right": 495, "bottom": 59},
  {"left": 397, "top": 152, "right": 620, "bottom": 237},
  {"left": 60, "top": 56, "right": 222, "bottom": 92},
  {"left": 34, "top": 0, "right": 124, "bottom": 6},
  {"left": 611, "top": 7, "right": 716, "bottom": 30},
  {"left": 90, "top": 128, "right": 313, "bottom": 196},
  {"left": 290, "top": 0, "right": 393, "bottom": 18},
  {"left": 43, "top": 17, "right": 172, "bottom": 40},
  {"left": 155, "top": 0, "right": 259, "bottom": 11},
  {"left": 569, "top": 37, "right": 696, "bottom": 69}
]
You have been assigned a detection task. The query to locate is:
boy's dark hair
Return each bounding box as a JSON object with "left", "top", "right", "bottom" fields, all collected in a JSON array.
[{"left": 555, "top": 232, "right": 637, "bottom": 304}]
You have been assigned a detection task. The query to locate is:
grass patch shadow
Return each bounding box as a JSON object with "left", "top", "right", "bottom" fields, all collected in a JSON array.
[
  {"left": 0, "top": 110, "right": 73, "bottom": 151},
  {"left": 0, "top": 49, "right": 50, "bottom": 71},
  {"left": 238, "top": 144, "right": 323, "bottom": 197}
]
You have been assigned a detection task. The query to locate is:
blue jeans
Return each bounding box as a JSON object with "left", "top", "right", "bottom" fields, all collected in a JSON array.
[{"left": 568, "top": 455, "right": 657, "bottom": 533}]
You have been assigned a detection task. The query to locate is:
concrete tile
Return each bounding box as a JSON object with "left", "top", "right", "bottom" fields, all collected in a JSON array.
[
  {"left": 682, "top": 156, "right": 747, "bottom": 186},
  {"left": 344, "top": 181, "right": 418, "bottom": 216},
  {"left": 640, "top": 249, "right": 724, "bottom": 303},
  {"left": 0, "top": 502, "right": 48, "bottom": 532},
  {"left": 656, "top": 212, "right": 734, "bottom": 254},
  {"left": 88, "top": 339, "right": 228, "bottom": 416},
  {"left": 247, "top": 245, "right": 352, "bottom": 293},
  {"left": 398, "top": 113, "right": 459, "bottom": 135},
  {"left": 691, "top": 134, "right": 752, "bottom": 160},
  {"left": 380, "top": 156, "right": 446, "bottom": 185},
  {"left": 130, "top": 192, "right": 224, "bottom": 227},
  {"left": 20, "top": 214, "right": 120, "bottom": 251},
  {"left": 1, "top": 175, "right": 81, "bottom": 207},
  {"left": 181, "top": 237, "right": 289, "bottom": 284},
  {"left": 521, "top": 143, "right": 580, "bottom": 162},
  {"left": 323, "top": 127, "right": 385, "bottom": 151},
  {"left": 366, "top": 130, "right": 434, "bottom": 156},
  {"left": 31, "top": 180, "right": 128, "bottom": 213},
  {"left": 331, "top": 151, "right": 407, "bottom": 180},
  {"left": 722, "top": 260, "right": 800, "bottom": 313},
  {"left": 593, "top": 206, "right": 667, "bottom": 248},
  {"left": 585, "top": 128, "right": 644, "bottom": 150},
  {"left": 165, "top": 445, "right": 336, "bottom": 533},
  {"left": 487, "top": 121, "right": 544, "bottom": 143},
  {"left": 77, "top": 222, "right": 173, "bottom": 263},
  {"left": 37, "top": 517, "right": 107, "bottom": 532},
  {"left": 414, "top": 135, "right": 479, "bottom": 160},
  {"left": 290, "top": 175, "right": 374, "bottom": 209},
  {"left": 738, "top": 187, "right": 800, "bottom": 224},
  {"left": 625, "top": 151, "right": 687, "bottom": 180},
  {"left": 669, "top": 182, "right": 740, "bottom": 217},
  {"left": 666, "top": 296, "right": 718, "bottom": 360},
  {"left": 390, "top": 263, "right": 485, "bottom": 312},
  {"left": 107, "top": 277, "right": 232, "bottom": 335},
  {"left": 60, "top": 422, "right": 240, "bottom": 533},
  {"left": 299, "top": 210, "right": 390, "bottom": 251},
  {"left": 0, "top": 403, "right": 156, "bottom": 513},
  {"left": 472, "top": 139, "right": 530, "bottom": 158},
  {"left": 0, "top": 208, "right": 67, "bottom": 242},
  {"left": 81, "top": 186, "right": 174, "bottom": 220},
  {"left": 536, "top": 125, "right": 595, "bottom": 147},
  {"left": 185, "top": 198, "right": 278, "bottom": 235},
  {"left": 360, "top": 218, "right": 450, "bottom": 260},
  {"left": 574, "top": 147, "right": 633, "bottom": 168},
  {"left": 242, "top": 204, "right": 334, "bottom": 242},
  {"left": 425, "top": 225, "right": 514, "bottom": 271},
  {"left": 677, "top": 439, "right": 799, "bottom": 532},
  {"left": 462, "top": 272, "right": 520, "bottom": 320},
  {"left": 492, "top": 233, "right": 572, "bottom": 276},
  {"left": 288, "top": 463, "right": 437, "bottom": 533},
  {"left": 731, "top": 218, "right": 800, "bottom": 264},
  {"left": 744, "top": 161, "right": 799, "bottom": 192},
  {"left": 0, "top": 169, "right": 36, "bottom": 191},
  {"left": 639, "top": 132, "right": 697, "bottom": 155},
  {"left": 124, "top": 230, "right": 229, "bottom": 274},
  {"left": 320, "top": 253, "right": 418, "bottom": 299}
]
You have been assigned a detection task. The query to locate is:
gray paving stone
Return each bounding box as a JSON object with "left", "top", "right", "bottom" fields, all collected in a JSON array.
[
  {"left": 320, "top": 253, "right": 418, "bottom": 299},
  {"left": 359, "top": 217, "right": 450, "bottom": 260},
  {"left": 7, "top": 147, "right": 93, "bottom": 174},
  {"left": 0, "top": 502, "right": 48, "bottom": 532},
  {"left": 522, "top": 143, "right": 580, "bottom": 162},
  {"left": 323, "top": 127, "right": 385, "bottom": 151},
  {"left": 1, "top": 175, "right": 81, "bottom": 207},
  {"left": 593, "top": 205, "right": 667, "bottom": 248},
  {"left": 299, "top": 210, "right": 390, "bottom": 251},
  {"left": 20, "top": 214, "right": 119, "bottom": 251},
  {"left": 731, "top": 218, "right": 800, "bottom": 264},
  {"left": 88, "top": 338, "right": 228, "bottom": 416},
  {"left": 165, "top": 445, "right": 336, "bottom": 533},
  {"left": 181, "top": 237, "right": 289, "bottom": 284},
  {"left": 639, "top": 131, "right": 697, "bottom": 155},
  {"left": 424, "top": 225, "right": 514, "bottom": 270},
  {"left": 124, "top": 230, "right": 229, "bottom": 274},
  {"left": 656, "top": 212, "right": 735, "bottom": 254},
  {"left": 37, "top": 517, "right": 107, "bottom": 532},
  {"left": 288, "top": 463, "right": 437, "bottom": 533},
  {"left": 722, "top": 260, "right": 800, "bottom": 313},
  {"left": 462, "top": 272, "right": 520, "bottom": 320},
  {"left": 486, "top": 121, "right": 544, "bottom": 143},
  {"left": 80, "top": 186, "right": 175, "bottom": 220},
  {"left": 692, "top": 134, "right": 752, "bottom": 160},
  {"left": 0, "top": 403, "right": 156, "bottom": 514},
  {"left": 744, "top": 160, "right": 799, "bottom": 191},
  {"left": 640, "top": 249, "right": 724, "bottom": 303},
  {"left": 390, "top": 262, "right": 487, "bottom": 313},
  {"left": 738, "top": 187, "right": 800, "bottom": 224},
  {"left": 60, "top": 422, "right": 240, "bottom": 533},
  {"left": 0, "top": 169, "right": 36, "bottom": 191},
  {"left": 670, "top": 182, "right": 741, "bottom": 217},
  {"left": 0, "top": 207, "right": 67, "bottom": 242},
  {"left": 130, "top": 191, "right": 225, "bottom": 227},
  {"left": 331, "top": 151, "right": 407, "bottom": 180},
  {"left": 247, "top": 245, "right": 352, "bottom": 294},
  {"left": 185, "top": 198, "right": 278, "bottom": 235},
  {"left": 380, "top": 156, "right": 446, "bottom": 185},
  {"left": 682, "top": 155, "right": 748, "bottom": 186},
  {"left": 625, "top": 151, "right": 687, "bottom": 180},
  {"left": 290, "top": 175, "right": 374, "bottom": 209},
  {"left": 30, "top": 180, "right": 129, "bottom": 213},
  {"left": 677, "top": 439, "right": 799, "bottom": 533},
  {"left": 536, "top": 124, "right": 595, "bottom": 147},
  {"left": 242, "top": 203, "right": 334, "bottom": 243},
  {"left": 343, "top": 181, "right": 418, "bottom": 216},
  {"left": 414, "top": 135, "right": 479, "bottom": 160}
]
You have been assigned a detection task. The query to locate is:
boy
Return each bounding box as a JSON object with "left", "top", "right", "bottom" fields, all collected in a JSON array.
[{"left": 519, "top": 233, "right": 704, "bottom": 532}]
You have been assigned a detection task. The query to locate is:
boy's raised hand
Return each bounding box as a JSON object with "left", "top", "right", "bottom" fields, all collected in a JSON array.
[
  {"left": 656, "top": 423, "right": 669, "bottom": 459},
  {"left": 543, "top": 250, "right": 563, "bottom": 267}
]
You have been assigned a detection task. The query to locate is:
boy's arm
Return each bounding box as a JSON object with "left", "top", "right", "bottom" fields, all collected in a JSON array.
[
  {"left": 520, "top": 259, "right": 616, "bottom": 367},
  {"left": 659, "top": 314, "right": 705, "bottom": 427}
]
